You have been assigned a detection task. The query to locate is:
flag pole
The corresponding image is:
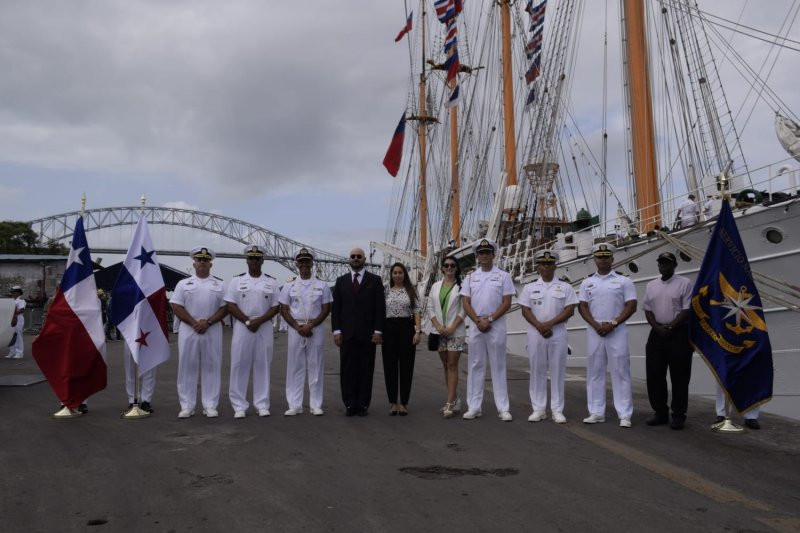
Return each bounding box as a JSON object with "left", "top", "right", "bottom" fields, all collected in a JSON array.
[
  {"left": 53, "top": 193, "right": 90, "bottom": 418},
  {"left": 121, "top": 194, "right": 151, "bottom": 419},
  {"left": 712, "top": 400, "right": 743, "bottom": 433}
]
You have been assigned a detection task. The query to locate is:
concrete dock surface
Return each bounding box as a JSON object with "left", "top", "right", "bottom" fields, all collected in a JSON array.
[{"left": 2, "top": 327, "right": 799, "bottom": 532}]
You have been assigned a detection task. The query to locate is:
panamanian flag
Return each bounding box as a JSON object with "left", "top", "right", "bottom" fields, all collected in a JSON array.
[
  {"left": 32, "top": 217, "right": 107, "bottom": 409},
  {"left": 109, "top": 216, "right": 170, "bottom": 376}
]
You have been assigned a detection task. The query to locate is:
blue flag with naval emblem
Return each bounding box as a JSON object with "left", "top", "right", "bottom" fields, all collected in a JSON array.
[{"left": 689, "top": 200, "right": 773, "bottom": 414}]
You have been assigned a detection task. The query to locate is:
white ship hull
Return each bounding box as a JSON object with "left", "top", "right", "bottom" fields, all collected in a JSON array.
[{"left": 504, "top": 198, "right": 800, "bottom": 419}]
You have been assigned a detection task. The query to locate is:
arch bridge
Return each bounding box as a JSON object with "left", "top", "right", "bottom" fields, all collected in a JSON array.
[{"left": 28, "top": 206, "right": 352, "bottom": 281}]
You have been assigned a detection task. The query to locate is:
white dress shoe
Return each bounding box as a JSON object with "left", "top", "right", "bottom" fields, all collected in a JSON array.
[
  {"left": 462, "top": 410, "right": 482, "bottom": 420},
  {"left": 258, "top": 409, "right": 271, "bottom": 417},
  {"left": 527, "top": 410, "right": 547, "bottom": 422},
  {"left": 499, "top": 411, "right": 513, "bottom": 422},
  {"left": 203, "top": 408, "right": 218, "bottom": 418},
  {"left": 619, "top": 417, "right": 632, "bottom": 428},
  {"left": 177, "top": 409, "right": 194, "bottom": 419},
  {"left": 234, "top": 410, "right": 246, "bottom": 419},
  {"left": 552, "top": 412, "right": 567, "bottom": 424},
  {"left": 284, "top": 407, "right": 303, "bottom": 416},
  {"left": 310, "top": 408, "right": 324, "bottom": 416},
  {"left": 582, "top": 414, "right": 605, "bottom": 424}
]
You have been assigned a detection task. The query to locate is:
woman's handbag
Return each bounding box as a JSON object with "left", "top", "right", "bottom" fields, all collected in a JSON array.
[{"left": 427, "top": 333, "right": 440, "bottom": 351}]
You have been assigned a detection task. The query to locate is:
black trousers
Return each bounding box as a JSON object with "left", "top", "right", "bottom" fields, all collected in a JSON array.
[
  {"left": 340, "top": 338, "right": 377, "bottom": 410},
  {"left": 645, "top": 325, "right": 693, "bottom": 418},
  {"left": 382, "top": 318, "right": 416, "bottom": 405}
]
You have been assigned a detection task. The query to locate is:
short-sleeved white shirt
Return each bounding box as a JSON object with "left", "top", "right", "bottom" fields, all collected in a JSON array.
[
  {"left": 278, "top": 276, "right": 332, "bottom": 322},
  {"left": 679, "top": 198, "right": 699, "bottom": 224},
  {"left": 170, "top": 275, "right": 226, "bottom": 320},
  {"left": 578, "top": 271, "right": 637, "bottom": 322},
  {"left": 642, "top": 274, "right": 692, "bottom": 325},
  {"left": 460, "top": 265, "right": 516, "bottom": 324},
  {"left": 224, "top": 273, "right": 279, "bottom": 320},
  {"left": 14, "top": 296, "right": 26, "bottom": 312},
  {"left": 520, "top": 278, "right": 578, "bottom": 332}
]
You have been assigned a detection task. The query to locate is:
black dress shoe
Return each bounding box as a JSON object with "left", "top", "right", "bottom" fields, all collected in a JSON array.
[
  {"left": 670, "top": 416, "right": 685, "bottom": 430},
  {"left": 140, "top": 401, "right": 153, "bottom": 413},
  {"left": 357, "top": 408, "right": 369, "bottom": 417},
  {"left": 645, "top": 414, "right": 669, "bottom": 426},
  {"left": 744, "top": 419, "right": 761, "bottom": 430},
  {"left": 78, "top": 403, "right": 88, "bottom": 414},
  {"left": 345, "top": 407, "right": 356, "bottom": 417},
  {"left": 714, "top": 415, "right": 725, "bottom": 424}
]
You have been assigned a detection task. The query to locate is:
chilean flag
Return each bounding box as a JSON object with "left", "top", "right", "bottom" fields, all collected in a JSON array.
[
  {"left": 382, "top": 113, "right": 406, "bottom": 177},
  {"left": 394, "top": 12, "right": 413, "bottom": 42},
  {"left": 32, "top": 217, "right": 107, "bottom": 409},
  {"left": 110, "top": 216, "right": 170, "bottom": 376}
]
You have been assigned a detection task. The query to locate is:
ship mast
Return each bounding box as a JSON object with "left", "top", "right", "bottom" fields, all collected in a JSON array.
[
  {"left": 449, "top": 76, "right": 460, "bottom": 246},
  {"left": 418, "top": 5, "right": 429, "bottom": 257},
  {"left": 623, "top": 0, "right": 661, "bottom": 232},
  {"left": 500, "top": 0, "right": 519, "bottom": 188}
]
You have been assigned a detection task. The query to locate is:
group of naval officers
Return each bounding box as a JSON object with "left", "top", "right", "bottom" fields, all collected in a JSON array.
[{"left": 121, "top": 237, "right": 757, "bottom": 430}]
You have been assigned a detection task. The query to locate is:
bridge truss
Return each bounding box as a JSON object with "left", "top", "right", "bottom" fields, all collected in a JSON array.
[{"left": 28, "top": 206, "right": 351, "bottom": 281}]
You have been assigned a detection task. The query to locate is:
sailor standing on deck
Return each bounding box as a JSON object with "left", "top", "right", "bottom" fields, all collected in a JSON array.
[
  {"left": 6, "top": 286, "right": 25, "bottom": 359},
  {"left": 578, "top": 243, "right": 638, "bottom": 427},
  {"left": 460, "top": 239, "right": 516, "bottom": 422},
  {"left": 224, "top": 244, "right": 280, "bottom": 418},
  {"left": 676, "top": 194, "right": 700, "bottom": 228},
  {"left": 170, "top": 247, "right": 228, "bottom": 418},
  {"left": 279, "top": 248, "right": 332, "bottom": 416},
  {"left": 520, "top": 250, "right": 578, "bottom": 424}
]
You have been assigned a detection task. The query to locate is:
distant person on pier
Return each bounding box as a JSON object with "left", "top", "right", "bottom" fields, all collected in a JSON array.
[
  {"left": 578, "top": 243, "right": 638, "bottom": 428},
  {"left": 279, "top": 248, "right": 332, "bottom": 417},
  {"left": 520, "top": 250, "right": 578, "bottom": 424},
  {"left": 6, "top": 286, "right": 26, "bottom": 359},
  {"left": 170, "top": 247, "right": 228, "bottom": 419},
  {"left": 642, "top": 252, "right": 693, "bottom": 430},
  {"left": 224, "top": 245, "right": 280, "bottom": 419},
  {"left": 429, "top": 256, "right": 466, "bottom": 418},
  {"left": 460, "top": 239, "right": 516, "bottom": 422},
  {"left": 331, "top": 247, "right": 385, "bottom": 416}
]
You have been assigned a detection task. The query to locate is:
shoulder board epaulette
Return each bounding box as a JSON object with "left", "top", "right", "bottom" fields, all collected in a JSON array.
[
  {"left": 615, "top": 270, "right": 628, "bottom": 277},
  {"left": 265, "top": 273, "right": 275, "bottom": 279},
  {"left": 234, "top": 272, "right": 246, "bottom": 277},
  {"left": 286, "top": 276, "right": 296, "bottom": 282},
  {"left": 559, "top": 275, "right": 571, "bottom": 283}
]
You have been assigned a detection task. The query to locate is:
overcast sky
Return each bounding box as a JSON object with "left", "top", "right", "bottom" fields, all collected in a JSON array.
[{"left": 1, "top": 0, "right": 798, "bottom": 279}]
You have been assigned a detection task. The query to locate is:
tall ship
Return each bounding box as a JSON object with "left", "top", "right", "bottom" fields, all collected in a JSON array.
[{"left": 376, "top": 0, "right": 800, "bottom": 418}]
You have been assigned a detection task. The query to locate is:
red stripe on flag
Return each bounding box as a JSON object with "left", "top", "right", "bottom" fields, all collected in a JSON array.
[{"left": 382, "top": 114, "right": 406, "bottom": 177}]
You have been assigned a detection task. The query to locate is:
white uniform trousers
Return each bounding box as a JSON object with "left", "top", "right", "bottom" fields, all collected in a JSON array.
[
  {"left": 285, "top": 326, "right": 325, "bottom": 410},
  {"left": 9, "top": 316, "right": 24, "bottom": 357},
  {"left": 527, "top": 328, "right": 568, "bottom": 413},
  {"left": 586, "top": 326, "right": 633, "bottom": 419},
  {"left": 228, "top": 321, "right": 273, "bottom": 413},
  {"left": 715, "top": 385, "right": 759, "bottom": 420},
  {"left": 177, "top": 323, "right": 223, "bottom": 411},
  {"left": 124, "top": 346, "right": 157, "bottom": 403},
  {"left": 466, "top": 323, "right": 510, "bottom": 413}
]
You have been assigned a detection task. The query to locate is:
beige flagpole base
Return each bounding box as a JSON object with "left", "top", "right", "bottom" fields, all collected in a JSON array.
[
  {"left": 121, "top": 404, "right": 151, "bottom": 419},
  {"left": 712, "top": 417, "right": 744, "bottom": 433},
  {"left": 52, "top": 406, "right": 82, "bottom": 419}
]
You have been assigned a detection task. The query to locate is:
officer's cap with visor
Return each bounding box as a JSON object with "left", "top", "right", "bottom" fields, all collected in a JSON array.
[
  {"left": 244, "top": 244, "right": 264, "bottom": 258},
  {"left": 591, "top": 243, "right": 616, "bottom": 258},
  {"left": 295, "top": 247, "right": 314, "bottom": 261},
  {"left": 190, "top": 247, "right": 215, "bottom": 261},
  {"left": 473, "top": 238, "right": 496, "bottom": 254},
  {"left": 534, "top": 249, "right": 558, "bottom": 264}
]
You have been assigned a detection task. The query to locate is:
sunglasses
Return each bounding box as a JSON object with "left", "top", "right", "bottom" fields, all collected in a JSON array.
[
  {"left": 442, "top": 263, "right": 457, "bottom": 269},
  {"left": 350, "top": 254, "right": 364, "bottom": 259}
]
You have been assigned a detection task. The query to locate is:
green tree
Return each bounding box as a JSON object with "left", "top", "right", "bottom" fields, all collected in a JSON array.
[{"left": 0, "top": 221, "right": 68, "bottom": 254}]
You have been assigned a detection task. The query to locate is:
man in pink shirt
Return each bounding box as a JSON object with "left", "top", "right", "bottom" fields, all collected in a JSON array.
[{"left": 642, "top": 252, "right": 693, "bottom": 429}]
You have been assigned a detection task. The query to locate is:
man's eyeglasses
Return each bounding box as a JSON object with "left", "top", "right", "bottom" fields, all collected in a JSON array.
[
  {"left": 350, "top": 254, "right": 364, "bottom": 259},
  {"left": 442, "top": 263, "right": 457, "bottom": 269}
]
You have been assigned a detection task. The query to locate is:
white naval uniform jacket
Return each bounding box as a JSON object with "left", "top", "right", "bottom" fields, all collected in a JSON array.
[
  {"left": 520, "top": 278, "right": 578, "bottom": 337},
  {"left": 225, "top": 273, "right": 279, "bottom": 320},
  {"left": 170, "top": 276, "right": 225, "bottom": 329},
  {"left": 460, "top": 265, "right": 516, "bottom": 328},
  {"left": 278, "top": 276, "right": 332, "bottom": 322},
  {"left": 578, "top": 271, "right": 637, "bottom": 323}
]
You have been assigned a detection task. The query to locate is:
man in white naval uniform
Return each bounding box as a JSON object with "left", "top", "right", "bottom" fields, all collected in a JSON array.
[
  {"left": 520, "top": 250, "right": 578, "bottom": 424},
  {"left": 578, "top": 243, "right": 638, "bottom": 427},
  {"left": 279, "top": 248, "right": 333, "bottom": 416},
  {"left": 6, "top": 286, "right": 25, "bottom": 359},
  {"left": 460, "top": 239, "right": 516, "bottom": 421},
  {"left": 170, "top": 247, "right": 228, "bottom": 418},
  {"left": 224, "top": 245, "right": 280, "bottom": 419}
]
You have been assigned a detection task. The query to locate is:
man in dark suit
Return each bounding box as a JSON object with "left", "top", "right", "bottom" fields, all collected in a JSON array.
[{"left": 331, "top": 247, "right": 385, "bottom": 416}]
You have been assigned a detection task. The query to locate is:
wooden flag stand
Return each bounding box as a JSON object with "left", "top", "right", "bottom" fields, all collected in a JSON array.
[
  {"left": 711, "top": 401, "right": 743, "bottom": 433},
  {"left": 121, "top": 361, "right": 151, "bottom": 419}
]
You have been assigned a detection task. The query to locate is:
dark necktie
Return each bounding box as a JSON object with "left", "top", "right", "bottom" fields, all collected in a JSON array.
[{"left": 352, "top": 272, "right": 360, "bottom": 290}]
